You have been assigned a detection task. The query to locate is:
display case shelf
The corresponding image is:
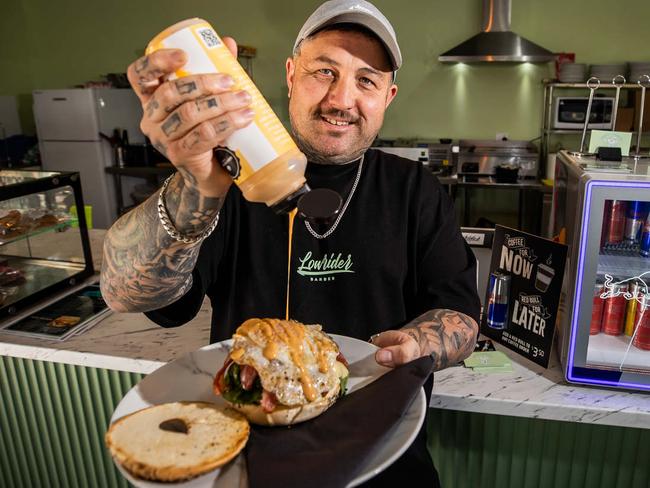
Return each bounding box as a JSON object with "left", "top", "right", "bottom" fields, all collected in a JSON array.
[
  {"left": 0, "top": 257, "right": 85, "bottom": 307},
  {"left": 0, "top": 218, "right": 77, "bottom": 246},
  {"left": 597, "top": 253, "right": 649, "bottom": 278},
  {"left": 587, "top": 333, "right": 650, "bottom": 371}
]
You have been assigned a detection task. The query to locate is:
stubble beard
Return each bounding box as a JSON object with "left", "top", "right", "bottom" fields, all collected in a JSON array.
[{"left": 289, "top": 101, "right": 376, "bottom": 166}]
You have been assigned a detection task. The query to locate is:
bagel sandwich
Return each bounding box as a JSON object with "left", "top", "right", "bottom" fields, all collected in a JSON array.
[{"left": 213, "top": 318, "right": 349, "bottom": 426}]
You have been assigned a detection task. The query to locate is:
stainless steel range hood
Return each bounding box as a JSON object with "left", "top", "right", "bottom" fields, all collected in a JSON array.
[{"left": 439, "top": 0, "right": 555, "bottom": 63}]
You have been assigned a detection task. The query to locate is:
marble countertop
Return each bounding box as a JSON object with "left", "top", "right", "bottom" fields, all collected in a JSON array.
[
  {"left": 432, "top": 345, "right": 650, "bottom": 429},
  {"left": 0, "top": 229, "right": 210, "bottom": 374},
  {"left": 1, "top": 229, "right": 649, "bottom": 429}
]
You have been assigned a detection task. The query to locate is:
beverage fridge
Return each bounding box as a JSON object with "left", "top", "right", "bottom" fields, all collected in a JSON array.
[{"left": 552, "top": 150, "right": 650, "bottom": 391}]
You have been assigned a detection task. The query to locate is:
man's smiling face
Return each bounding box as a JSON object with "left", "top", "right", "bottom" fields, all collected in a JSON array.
[{"left": 286, "top": 28, "right": 398, "bottom": 164}]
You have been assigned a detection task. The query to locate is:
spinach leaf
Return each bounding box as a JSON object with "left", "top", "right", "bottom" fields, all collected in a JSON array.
[
  {"left": 339, "top": 375, "right": 349, "bottom": 398},
  {"left": 222, "top": 363, "right": 262, "bottom": 405}
]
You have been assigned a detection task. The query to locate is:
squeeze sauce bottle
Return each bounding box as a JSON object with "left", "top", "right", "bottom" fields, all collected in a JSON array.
[{"left": 146, "top": 18, "right": 338, "bottom": 214}]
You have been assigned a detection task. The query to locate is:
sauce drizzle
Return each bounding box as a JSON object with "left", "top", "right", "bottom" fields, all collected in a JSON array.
[
  {"left": 285, "top": 208, "right": 297, "bottom": 321},
  {"left": 236, "top": 318, "right": 336, "bottom": 402}
]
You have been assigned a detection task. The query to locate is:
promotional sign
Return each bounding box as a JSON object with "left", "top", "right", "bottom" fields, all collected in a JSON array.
[
  {"left": 481, "top": 226, "right": 568, "bottom": 367},
  {"left": 588, "top": 130, "right": 632, "bottom": 156}
]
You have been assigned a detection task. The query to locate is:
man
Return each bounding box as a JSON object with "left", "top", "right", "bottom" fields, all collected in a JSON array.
[{"left": 101, "top": 0, "right": 480, "bottom": 485}]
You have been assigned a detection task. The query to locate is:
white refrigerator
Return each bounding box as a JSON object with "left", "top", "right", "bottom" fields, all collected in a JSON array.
[{"left": 33, "top": 88, "right": 145, "bottom": 229}]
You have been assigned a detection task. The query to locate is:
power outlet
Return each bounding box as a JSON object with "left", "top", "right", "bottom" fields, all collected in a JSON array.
[{"left": 496, "top": 132, "right": 509, "bottom": 141}]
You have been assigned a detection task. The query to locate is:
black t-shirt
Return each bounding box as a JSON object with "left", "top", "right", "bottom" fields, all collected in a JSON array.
[{"left": 146, "top": 148, "right": 480, "bottom": 343}]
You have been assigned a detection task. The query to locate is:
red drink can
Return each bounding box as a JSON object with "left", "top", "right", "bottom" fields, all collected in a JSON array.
[
  {"left": 590, "top": 281, "right": 605, "bottom": 335},
  {"left": 632, "top": 294, "right": 650, "bottom": 350},
  {"left": 602, "top": 282, "right": 628, "bottom": 335},
  {"left": 606, "top": 200, "right": 626, "bottom": 244},
  {"left": 600, "top": 201, "right": 612, "bottom": 248}
]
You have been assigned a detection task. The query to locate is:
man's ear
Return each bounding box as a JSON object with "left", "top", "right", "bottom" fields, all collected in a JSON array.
[
  {"left": 286, "top": 57, "right": 295, "bottom": 98},
  {"left": 385, "top": 83, "right": 398, "bottom": 109}
]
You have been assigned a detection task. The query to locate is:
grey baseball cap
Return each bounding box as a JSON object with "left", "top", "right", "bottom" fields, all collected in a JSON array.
[{"left": 293, "top": 0, "right": 402, "bottom": 72}]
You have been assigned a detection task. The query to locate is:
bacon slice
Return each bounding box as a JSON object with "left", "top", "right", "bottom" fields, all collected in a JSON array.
[
  {"left": 239, "top": 364, "right": 258, "bottom": 391},
  {"left": 213, "top": 358, "right": 233, "bottom": 396},
  {"left": 336, "top": 351, "right": 349, "bottom": 369},
  {"left": 261, "top": 390, "right": 278, "bottom": 413}
]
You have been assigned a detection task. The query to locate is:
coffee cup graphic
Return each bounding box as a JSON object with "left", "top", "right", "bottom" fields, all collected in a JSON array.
[{"left": 535, "top": 263, "right": 555, "bottom": 292}]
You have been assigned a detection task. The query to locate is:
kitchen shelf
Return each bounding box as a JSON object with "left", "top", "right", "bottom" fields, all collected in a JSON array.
[
  {"left": 540, "top": 80, "right": 650, "bottom": 178},
  {"left": 105, "top": 165, "right": 175, "bottom": 216},
  {"left": 586, "top": 332, "right": 650, "bottom": 372},
  {"left": 543, "top": 129, "right": 650, "bottom": 135},
  {"left": 544, "top": 80, "right": 648, "bottom": 89}
]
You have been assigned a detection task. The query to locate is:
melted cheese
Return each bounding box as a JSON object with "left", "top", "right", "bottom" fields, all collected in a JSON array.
[
  {"left": 236, "top": 318, "right": 337, "bottom": 403},
  {"left": 230, "top": 347, "right": 244, "bottom": 360}
]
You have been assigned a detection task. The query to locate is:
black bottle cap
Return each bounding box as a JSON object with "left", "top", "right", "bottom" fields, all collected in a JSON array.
[
  {"left": 271, "top": 184, "right": 312, "bottom": 214},
  {"left": 297, "top": 188, "right": 342, "bottom": 227}
]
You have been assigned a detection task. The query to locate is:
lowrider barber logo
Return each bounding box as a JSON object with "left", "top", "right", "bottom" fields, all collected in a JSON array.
[{"left": 296, "top": 251, "right": 354, "bottom": 282}]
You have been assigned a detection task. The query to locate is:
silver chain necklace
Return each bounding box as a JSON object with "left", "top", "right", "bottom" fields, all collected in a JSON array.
[{"left": 304, "top": 155, "right": 364, "bottom": 239}]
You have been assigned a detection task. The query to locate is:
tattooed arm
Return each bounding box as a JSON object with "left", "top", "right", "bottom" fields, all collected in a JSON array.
[
  {"left": 100, "top": 169, "right": 224, "bottom": 312},
  {"left": 371, "top": 309, "right": 478, "bottom": 370},
  {"left": 101, "top": 40, "right": 253, "bottom": 312}
]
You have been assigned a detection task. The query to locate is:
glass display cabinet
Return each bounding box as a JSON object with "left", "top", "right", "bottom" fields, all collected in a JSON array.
[{"left": 0, "top": 170, "right": 94, "bottom": 321}]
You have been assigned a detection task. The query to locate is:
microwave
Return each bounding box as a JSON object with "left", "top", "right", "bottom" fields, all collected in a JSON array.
[{"left": 553, "top": 97, "right": 615, "bottom": 130}]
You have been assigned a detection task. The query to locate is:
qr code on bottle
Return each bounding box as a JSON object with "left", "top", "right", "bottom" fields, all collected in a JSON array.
[{"left": 197, "top": 28, "right": 221, "bottom": 49}]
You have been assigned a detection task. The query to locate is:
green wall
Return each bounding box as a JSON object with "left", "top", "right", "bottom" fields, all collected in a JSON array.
[{"left": 2, "top": 0, "right": 650, "bottom": 139}]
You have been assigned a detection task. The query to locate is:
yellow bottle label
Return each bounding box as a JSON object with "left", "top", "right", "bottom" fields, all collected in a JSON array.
[{"left": 146, "top": 19, "right": 297, "bottom": 184}]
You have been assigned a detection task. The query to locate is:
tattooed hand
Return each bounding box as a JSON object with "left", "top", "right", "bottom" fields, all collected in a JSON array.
[
  {"left": 126, "top": 38, "right": 254, "bottom": 197},
  {"left": 101, "top": 39, "right": 252, "bottom": 313},
  {"left": 371, "top": 309, "right": 478, "bottom": 370}
]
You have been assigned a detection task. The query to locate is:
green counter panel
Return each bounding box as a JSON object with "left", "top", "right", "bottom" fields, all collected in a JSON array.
[
  {"left": 2, "top": 355, "right": 649, "bottom": 487},
  {"left": 428, "top": 408, "right": 650, "bottom": 488},
  {"left": 0, "top": 355, "right": 143, "bottom": 488}
]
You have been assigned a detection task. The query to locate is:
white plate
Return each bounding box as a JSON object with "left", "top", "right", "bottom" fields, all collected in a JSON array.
[{"left": 109, "top": 334, "right": 427, "bottom": 488}]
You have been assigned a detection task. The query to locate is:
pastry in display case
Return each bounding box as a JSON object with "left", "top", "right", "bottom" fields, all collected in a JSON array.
[
  {"left": 0, "top": 170, "right": 94, "bottom": 322},
  {"left": 552, "top": 150, "right": 650, "bottom": 391}
]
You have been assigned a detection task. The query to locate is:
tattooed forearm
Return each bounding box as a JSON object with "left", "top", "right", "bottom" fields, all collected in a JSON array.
[
  {"left": 401, "top": 309, "right": 479, "bottom": 371},
  {"left": 100, "top": 171, "right": 224, "bottom": 313},
  {"left": 173, "top": 169, "right": 221, "bottom": 232}
]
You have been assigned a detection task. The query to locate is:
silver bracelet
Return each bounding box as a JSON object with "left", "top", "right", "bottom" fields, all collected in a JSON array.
[{"left": 157, "top": 173, "right": 220, "bottom": 244}]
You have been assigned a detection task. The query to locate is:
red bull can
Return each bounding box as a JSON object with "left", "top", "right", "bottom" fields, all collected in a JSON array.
[
  {"left": 624, "top": 201, "right": 646, "bottom": 243},
  {"left": 602, "top": 281, "right": 628, "bottom": 335},
  {"left": 640, "top": 212, "right": 650, "bottom": 257},
  {"left": 632, "top": 294, "right": 650, "bottom": 350},
  {"left": 590, "top": 280, "right": 605, "bottom": 335},
  {"left": 486, "top": 271, "right": 511, "bottom": 330},
  {"left": 606, "top": 200, "right": 626, "bottom": 244}
]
